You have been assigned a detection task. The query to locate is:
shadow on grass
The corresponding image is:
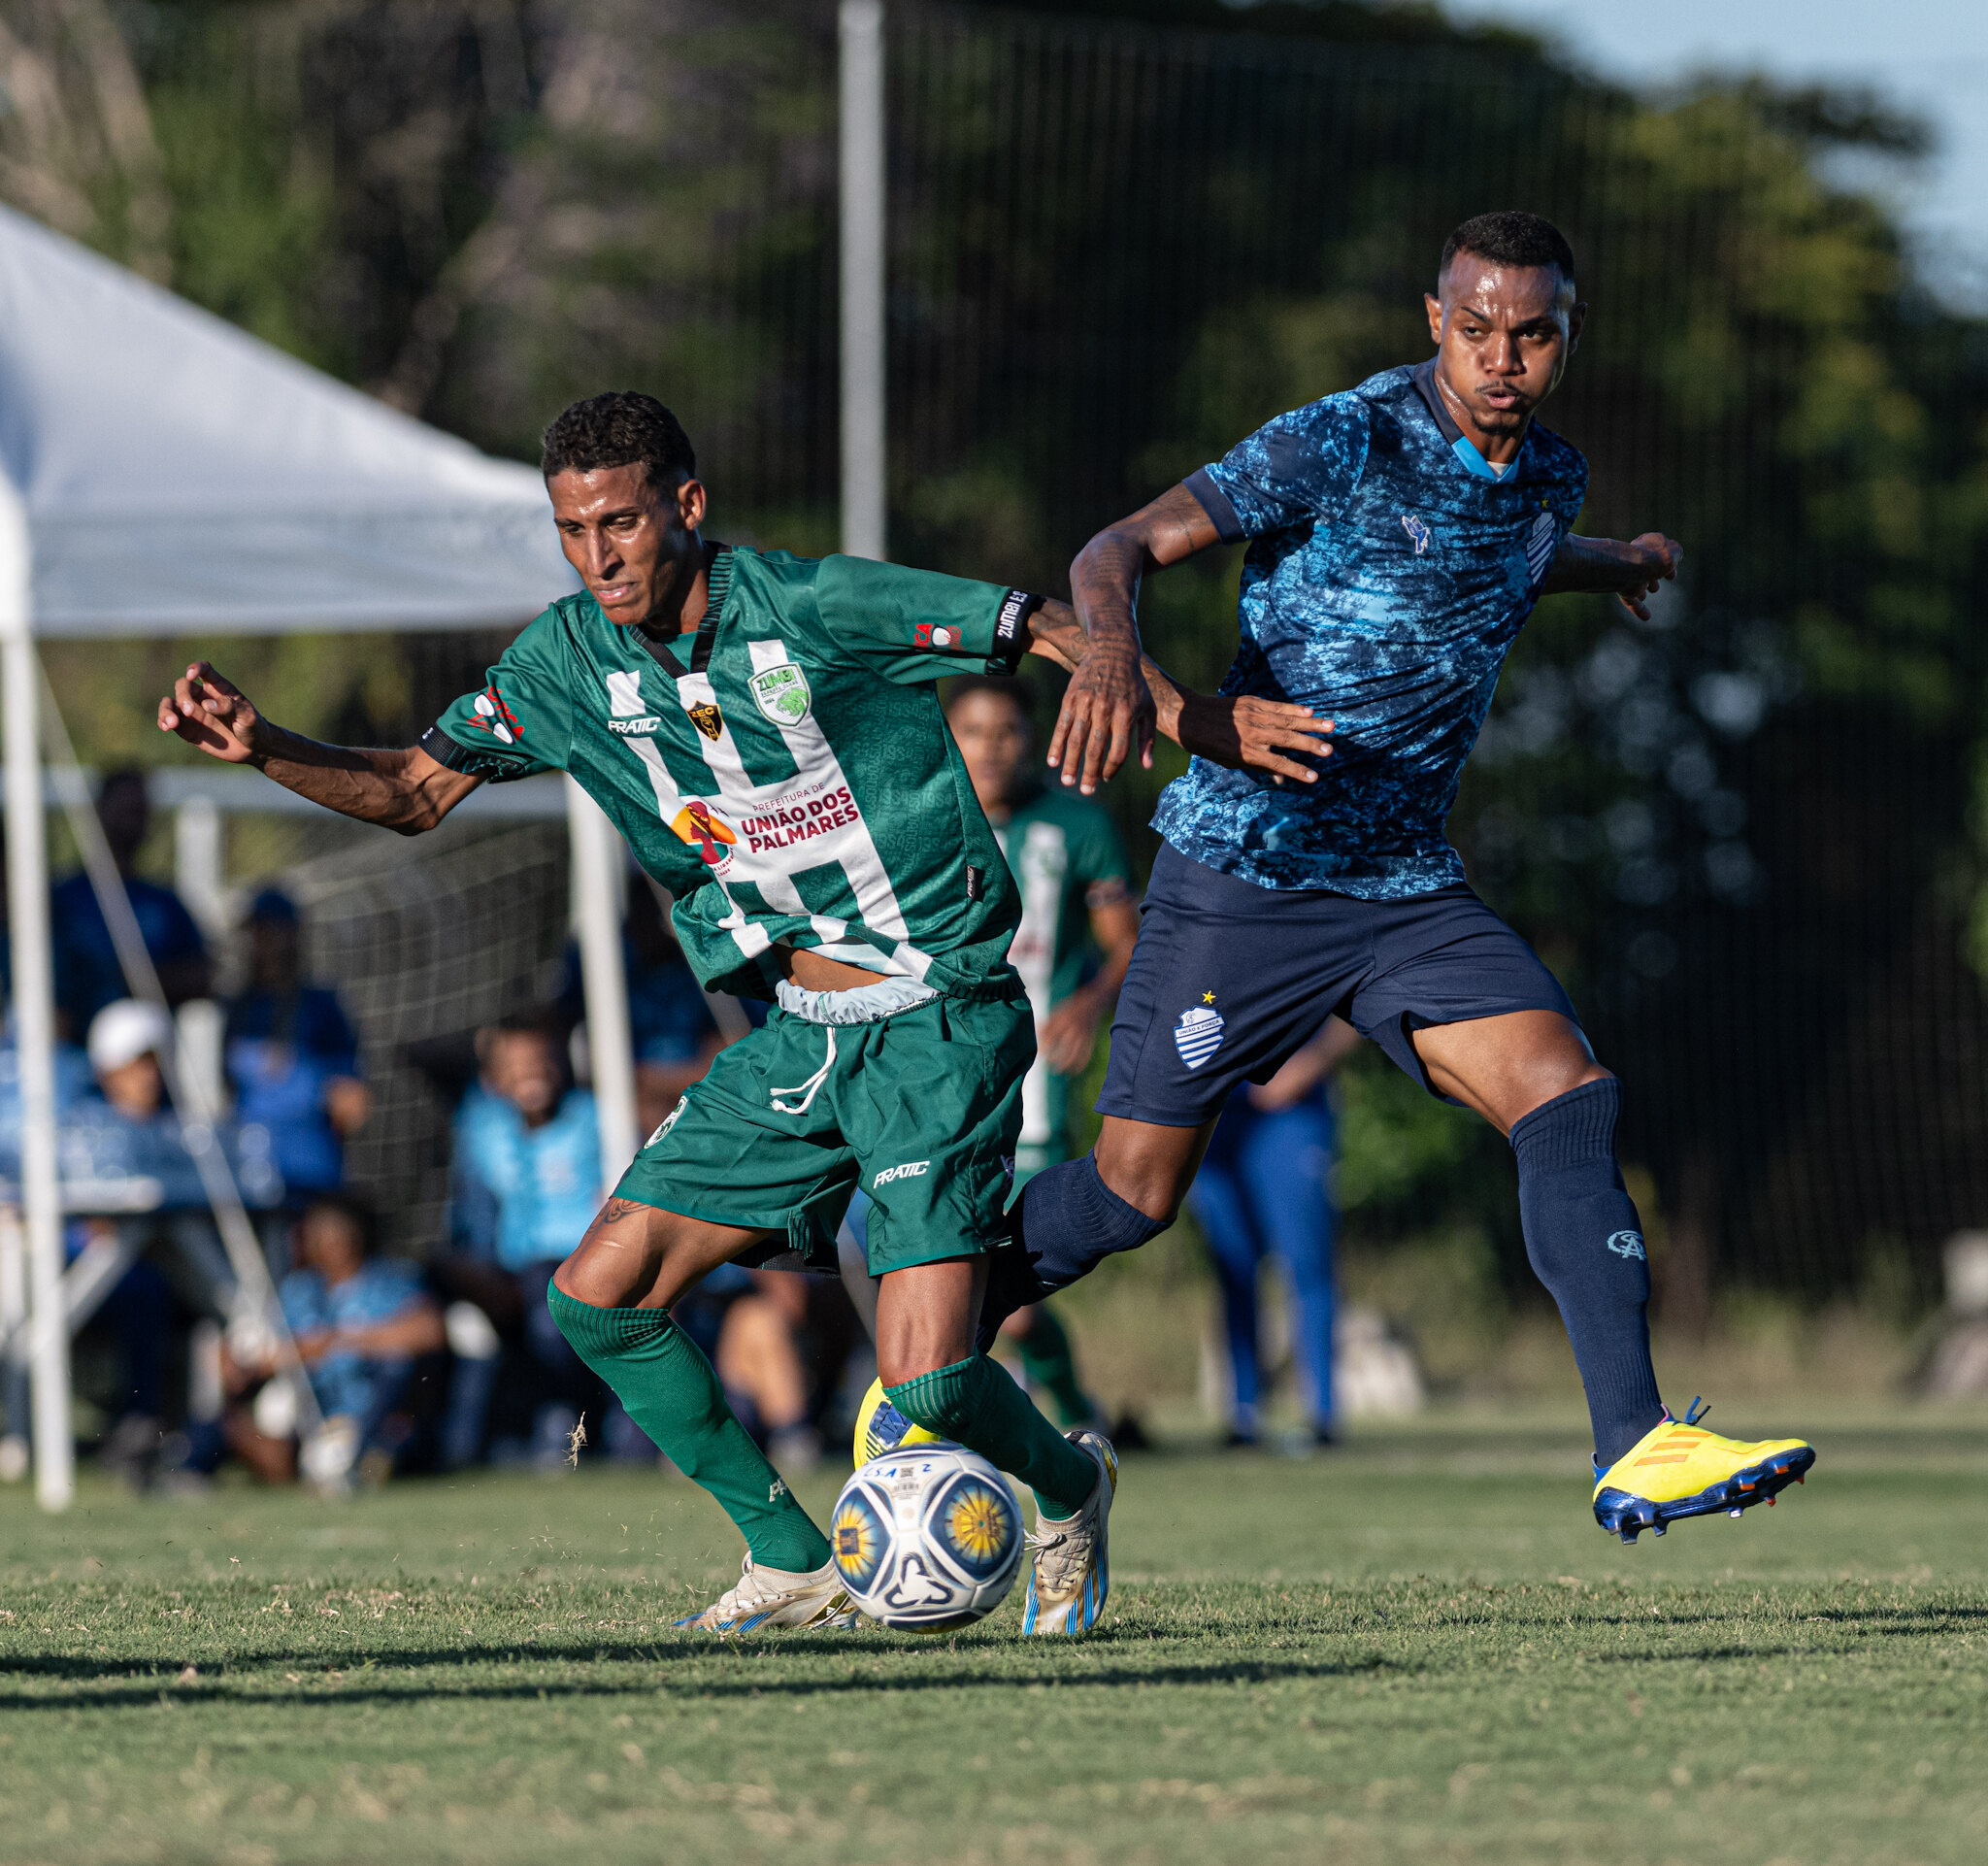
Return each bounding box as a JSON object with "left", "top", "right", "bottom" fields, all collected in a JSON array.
[{"left": 0, "top": 1641, "right": 1406, "bottom": 1710}]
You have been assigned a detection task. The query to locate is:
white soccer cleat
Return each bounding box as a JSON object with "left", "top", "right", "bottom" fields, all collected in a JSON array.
[
  {"left": 1021, "top": 1428, "right": 1117, "bottom": 1636},
  {"left": 673, "top": 1555, "right": 859, "bottom": 1634}
]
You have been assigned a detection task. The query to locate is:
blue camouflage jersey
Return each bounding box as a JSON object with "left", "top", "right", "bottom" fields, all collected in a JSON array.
[{"left": 1156, "top": 361, "right": 1588, "bottom": 896}]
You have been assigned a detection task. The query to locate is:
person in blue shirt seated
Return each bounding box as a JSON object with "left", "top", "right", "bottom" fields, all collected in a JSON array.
[
  {"left": 1188, "top": 1017, "right": 1361, "bottom": 1448},
  {"left": 72, "top": 999, "right": 199, "bottom": 1483},
  {"left": 50, "top": 769, "right": 210, "bottom": 1043},
  {"left": 223, "top": 889, "right": 372, "bottom": 1209},
  {"left": 441, "top": 1011, "right": 605, "bottom": 1465},
  {"left": 210, "top": 1193, "right": 445, "bottom": 1486}
]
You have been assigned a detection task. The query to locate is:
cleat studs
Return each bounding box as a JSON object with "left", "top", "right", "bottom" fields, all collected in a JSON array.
[
  {"left": 1729, "top": 1507, "right": 1743, "bottom": 1517},
  {"left": 1651, "top": 1522, "right": 1666, "bottom": 1537},
  {"left": 1767, "top": 1496, "right": 1775, "bottom": 1506},
  {"left": 1620, "top": 1530, "right": 1639, "bottom": 1545}
]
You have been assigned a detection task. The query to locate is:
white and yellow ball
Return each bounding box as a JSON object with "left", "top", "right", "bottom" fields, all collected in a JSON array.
[{"left": 831, "top": 1441, "right": 1024, "bottom": 1632}]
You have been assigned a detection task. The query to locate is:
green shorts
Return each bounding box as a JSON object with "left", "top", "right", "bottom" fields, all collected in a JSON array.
[{"left": 615, "top": 989, "right": 1033, "bottom": 1278}]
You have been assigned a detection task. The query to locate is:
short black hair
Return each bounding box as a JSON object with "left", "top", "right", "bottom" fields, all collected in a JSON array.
[
  {"left": 1440, "top": 212, "right": 1575, "bottom": 286},
  {"left": 301, "top": 1191, "right": 379, "bottom": 1259},
  {"left": 541, "top": 391, "right": 696, "bottom": 489},
  {"left": 943, "top": 674, "right": 1033, "bottom": 720}
]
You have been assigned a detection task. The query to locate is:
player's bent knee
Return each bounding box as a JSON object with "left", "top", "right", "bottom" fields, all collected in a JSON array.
[{"left": 1509, "top": 1061, "right": 1614, "bottom": 1130}]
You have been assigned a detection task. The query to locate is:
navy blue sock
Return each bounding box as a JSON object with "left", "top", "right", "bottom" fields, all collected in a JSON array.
[
  {"left": 1509, "top": 1078, "right": 1666, "bottom": 1468},
  {"left": 977, "top": 1155, "right": 1168, "bottom": 1351}
]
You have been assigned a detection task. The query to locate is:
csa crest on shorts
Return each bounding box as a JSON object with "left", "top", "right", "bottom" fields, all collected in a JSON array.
[
  {"left": 1174, "top": 1002, "right": 1225, "bottom": 1070},
  {"left": 749, "top": 663, "right": 812, "bottom": 725}
]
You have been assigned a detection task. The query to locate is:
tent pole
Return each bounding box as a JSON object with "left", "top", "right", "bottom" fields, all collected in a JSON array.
[
  {"left": 0, "top": 480, "right": 72, "bottom": 1510},
  {"left": 840, "top": 0, "right": 887, "bottom": 561},
  {"left": 566, "top": 776, "right": 639, "bottom": 1192}
]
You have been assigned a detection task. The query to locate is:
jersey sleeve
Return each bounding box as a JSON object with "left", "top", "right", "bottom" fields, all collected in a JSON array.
[
  {"left": 421, "top": 608, "right": 576, "bottom": 781},
  {"left": 1070, "top": 801, "right": 1133, "bottom": 905},
  {"left": 1185, "top": 393, "right": 1372, "bottom": 544},
  {"left": 813, "top": 555, "right": 1042, "bottom": 683}
]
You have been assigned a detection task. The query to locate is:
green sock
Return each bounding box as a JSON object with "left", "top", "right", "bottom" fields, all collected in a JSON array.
[
  {"left": 885, "top": 1353, "right": 1097, "bottom": 1517},
  {"left": 1014, "top": 1306, "right": 1096, "bottom": 1429},
  {"left": 547, "top": 1284, "right": 830, "bottom": 1573}
]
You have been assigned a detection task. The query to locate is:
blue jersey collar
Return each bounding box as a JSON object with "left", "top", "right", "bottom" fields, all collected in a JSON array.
[{"left": 1410, "top": 359, "right": 1524, "bottom": 483}]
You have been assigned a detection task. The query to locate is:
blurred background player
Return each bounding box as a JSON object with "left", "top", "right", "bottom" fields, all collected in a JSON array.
[
  {"left": 1189, "top": 1016, "right": 1359, "bottom": 1448},
  {"left": 945, "top": 675, "right": 1135, "bottom": 1430}
]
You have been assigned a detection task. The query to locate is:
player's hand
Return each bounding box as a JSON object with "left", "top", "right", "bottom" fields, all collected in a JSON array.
[
  {"left": 1047, "top": 637, "right": 1156, "bottom": 794},
  {"left": 1613, "top": 533, "right": 1683, "bottom": 622},
  {"left": 157, "top": 662, "right": 265, "bottom": 763},
  {"left": 1177, "top": 692, "right": 1334, "bottom": 785},
  {"left": 1040, "top": 991, "right": 1106, "bottom": 1076}
]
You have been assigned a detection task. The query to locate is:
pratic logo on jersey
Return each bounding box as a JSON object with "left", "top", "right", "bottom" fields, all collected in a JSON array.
[
  {"left": 913, "top": 622, "right": 960, "bottom": 649},
  {"left": 1400, "top": 512, "right": 1432, "bottom": 555},
  {"left": 1607, "top": 1230, "right": 1647, "bottom": 1261},
  {"left": 608, "top": 715, "right": 662, "bottom": 736},
  {"left": 466, "top": 686, "right": 521, "bottom": 745},
  {"left": 738, "top": 783, "right": 863, "bottom": 855},
  {"left": 669, "top": 799, "right": 739, "bottom": 874},
  {"left": 873, "top": 1159, "right": 930, "bottom": 1187}
]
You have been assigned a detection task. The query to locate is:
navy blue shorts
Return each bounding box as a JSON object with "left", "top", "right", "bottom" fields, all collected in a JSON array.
[{"left": 1097, "top": 842, "right": 1579, "bottom": 1125}]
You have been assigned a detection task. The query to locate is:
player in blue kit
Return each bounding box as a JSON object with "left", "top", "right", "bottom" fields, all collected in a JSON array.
[{"left": 991, "top": 212, "right": 1816, "bottom": 1541}]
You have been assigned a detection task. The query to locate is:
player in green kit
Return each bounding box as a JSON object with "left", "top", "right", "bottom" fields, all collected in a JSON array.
[
  {"left": 155, "top": 392, "right": 1305, "bottom": 1637},
  {"left": 950, "top": 676, "right": 1135, "bottom": 1426}
]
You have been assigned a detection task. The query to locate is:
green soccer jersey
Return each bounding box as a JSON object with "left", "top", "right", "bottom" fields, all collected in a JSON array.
[
  {"left": 992, "top": 783, "right": 1132, "bottom": 1170},
  {"left": 424, "top": 546, "right": 1042, "bottom": 1000}
]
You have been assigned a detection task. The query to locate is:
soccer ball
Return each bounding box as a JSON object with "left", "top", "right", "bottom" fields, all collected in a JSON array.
[
  {"left": 831, "top": 1443, "right": 1024, "bottom": 1632},
  {"left": 851, "top": 1375, "right": 942, "bottom": 1465}
]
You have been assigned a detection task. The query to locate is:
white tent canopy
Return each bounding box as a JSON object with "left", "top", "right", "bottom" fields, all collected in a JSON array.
[
  {"left": 0, "top": 200, "right": 572, "bottom": 634},
  {"left": 0, "top": 203, "right": 634, "bottom": 1512}
]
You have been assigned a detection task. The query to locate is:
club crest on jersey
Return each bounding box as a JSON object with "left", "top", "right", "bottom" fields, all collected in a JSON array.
[
  {"left": 749, "top": 662, "right": 812, "bottom": 725},
  {"left": 687, "top": 700, "right": 724, "bottom": 741},
  {"left": 914, "top": 622, "right": 961, "bottom": 649},
  {"left": 1401, "top": 513, "right": 1432, "bottom": 555},
  {"left": 669, "top": 798, "right": 739, "bottom": 875},
  {"left": 466, "top": 686, "right": 520, "bottom": 746},
  {"left": 1174, "top": 1001, "right": 1225, "bottom": 1070}
]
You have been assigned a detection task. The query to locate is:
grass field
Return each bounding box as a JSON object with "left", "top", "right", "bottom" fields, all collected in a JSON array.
[{"left": 3, "top": 1406, "right": 1985, "bottom": 1865}]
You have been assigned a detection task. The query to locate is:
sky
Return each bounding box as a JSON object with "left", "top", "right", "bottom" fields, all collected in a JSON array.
[{"left": 1435, "top": 0, "right": 1988, "bottom": 307}]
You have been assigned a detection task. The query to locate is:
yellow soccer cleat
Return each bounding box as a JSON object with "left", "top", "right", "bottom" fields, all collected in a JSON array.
[
  {"left": 851, "top": 1376, "right": 944, "bottom": 1467},
  {"left": 1593, "top": 1398, "right": 1815, "bottom": 1544}
]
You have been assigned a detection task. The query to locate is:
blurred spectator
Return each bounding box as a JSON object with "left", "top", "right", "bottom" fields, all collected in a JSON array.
[
  {"left": 557, "top": 879, "right": 730, "bottom": 1138},
  {"left": 1188, "top": 1017, "right": 1361, "bottom": 1448},
  {"left": 51, "top": 769, "right": 210, "bottom": 1041},
  {"left": 223, "top": 889, "right": 371, "bottom": 1207},
  {"left": 437, "top": 1011, "right": 605, "bottom": 1466},
  {"left": 73, "top": 1000, "right": 187, "bottom": 1482},
  {"left": 201, "top": 1194, "right": 445, "bottom": 1487},
  {"left": 944, "top": 676, "right": 1137, "bottom": 1430}
]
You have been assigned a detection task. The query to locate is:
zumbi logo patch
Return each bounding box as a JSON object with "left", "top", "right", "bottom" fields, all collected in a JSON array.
[
  {"left": 749, "top": 662, "right": 811, "bottom": 725},
  {"left": 1607, "top": 1231, "right": 1647, "bottom": 1260},
  {"left": 873, "top": 1159, "right": 930, "bottom": 1187}
]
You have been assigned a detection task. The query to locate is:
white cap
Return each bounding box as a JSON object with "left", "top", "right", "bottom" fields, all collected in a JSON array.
[{"left": 87, "top": 998, "right": 174, "bottom": 1075}]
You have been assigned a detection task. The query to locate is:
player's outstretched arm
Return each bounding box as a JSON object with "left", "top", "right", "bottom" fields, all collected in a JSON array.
[
  {"left": 1541, "top": 532, "right": 1683, "bottom": 622},
  {"left": 1055, "top": 483, "right": 1222, "bottom": 795},
  {"left": 156, "top": 661, "right": 480, "bottom": 836},
  {"left": 1026, "top": 603, "right": 1332, "bottom": 786}
]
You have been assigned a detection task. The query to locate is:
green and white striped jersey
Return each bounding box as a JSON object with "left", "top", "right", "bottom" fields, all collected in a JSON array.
[{"left": 425, "top": 546, "right": 1040, "bottom": 1001}]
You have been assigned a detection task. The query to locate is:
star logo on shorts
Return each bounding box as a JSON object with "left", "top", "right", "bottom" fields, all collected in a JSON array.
[{"left": 1202, "top": 990, "right": 1216, "bottom": 1005}]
